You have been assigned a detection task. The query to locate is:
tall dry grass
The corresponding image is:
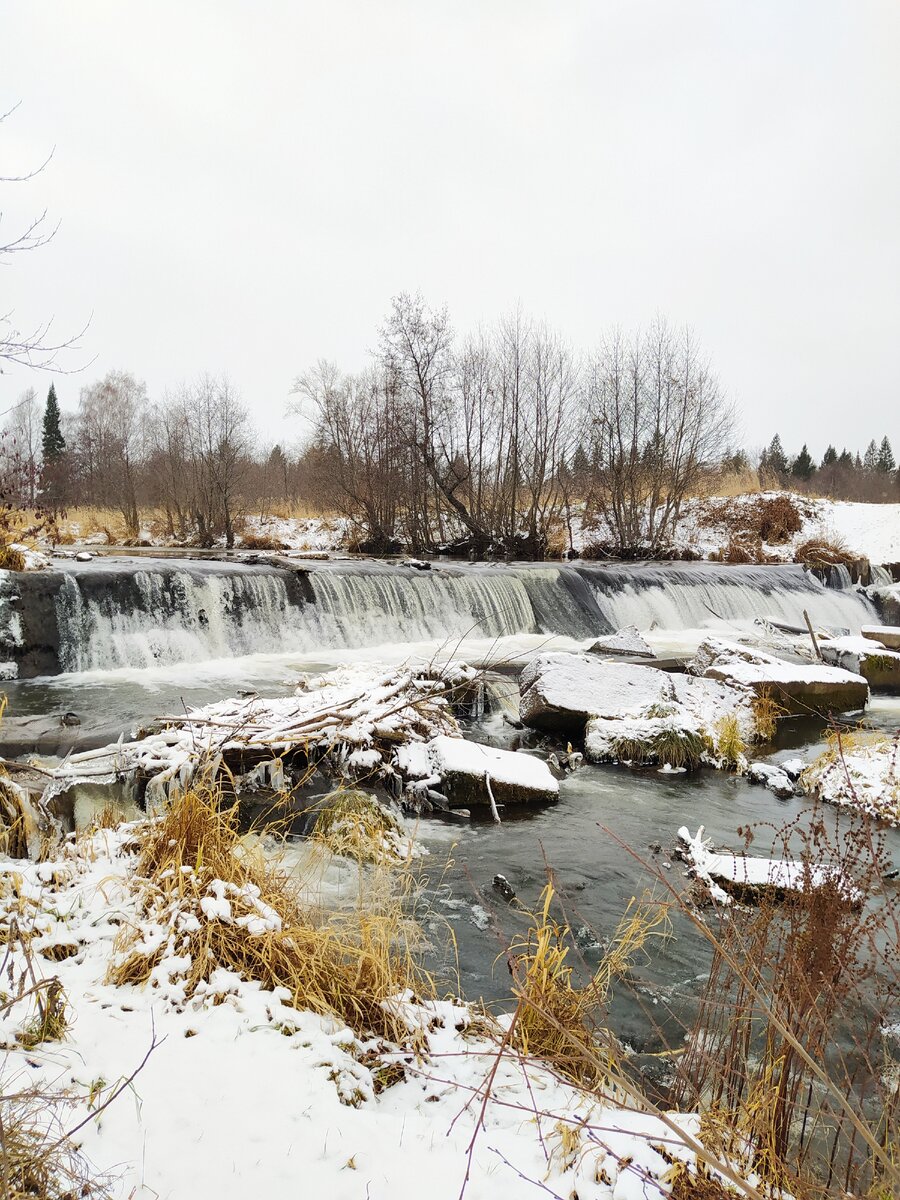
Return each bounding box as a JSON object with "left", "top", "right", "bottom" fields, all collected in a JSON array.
[{"left": 108, "top": 783, "right": 432, "bottom": 1041}]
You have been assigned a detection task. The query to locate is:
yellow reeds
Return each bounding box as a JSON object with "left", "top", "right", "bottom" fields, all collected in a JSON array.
[
  {"left": 108, "top": 784, "right": 432, "bottom": 1041},
  {"left": 508, "top": 883, "right": 670, "bottom": 1088}
]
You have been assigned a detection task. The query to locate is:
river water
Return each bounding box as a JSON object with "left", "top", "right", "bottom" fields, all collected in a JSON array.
[{"left": 3, "top": 554, "right": 898, "bottom": 1038}]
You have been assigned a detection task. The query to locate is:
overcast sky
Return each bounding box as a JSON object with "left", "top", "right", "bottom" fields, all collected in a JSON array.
[{"left": 2, "top": 1, "right": 898, "bottom": 458}]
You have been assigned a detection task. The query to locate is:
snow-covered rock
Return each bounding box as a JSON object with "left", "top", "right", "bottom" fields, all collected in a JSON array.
[
  {"left": 820, "top": 634, "right": 900, "bottom": 692},
  {"left": 519, "top": 652, "right": 754, "bottom": 770},
  {"left": 690, "top": 636, "right": 869, "bottom": 715},
  {"left": 747, "top": 762, "right": 795, "bottom": 798},
  {"left": 588, "top": 624, "right": 655, "bottom": 658},
  {"left": 801, "top": 733, "right": 900, "bottom": 826},
  {"left": 862, "top": 624, "right": 900, "bottom": 651},
  {"left": 398, "top": 735, "right": 558, "bottom": 809}
]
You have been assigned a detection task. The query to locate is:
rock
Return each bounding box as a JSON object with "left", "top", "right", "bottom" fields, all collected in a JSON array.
[
  {"left": 492, "top": 874, "right": 516, "bottom": 901},
  {"left": 587, "top": 625, "right": 655, "bottom": 659},
  {"left": 871, "top": 583, "right": 900, "bottom": 626},
  {"left": 819, "top": 635, "right": 900, "bottom": 693},
  {"left": 690, "top": 637, "right": 869, "bottom": 716},
  {"left": 402, "top": 558, "right": 431, "bottom": 571},
  {"left": 397, "top": 735, "right": 559, "bottom": 809},
  {"left": 519, "top": 652, "right": 754, "bottom": 771},
  {"left": 519, "top": 653, "right": 674, "bottom": 736},
  {"left": 60, "top": 712, "right": 81, "bottom": 727},
  {"left": 75, "top": 551, "right": 94, "bottom": 562},
  {"left": 747, "top": 762, "right": 795, "bottom": 798},
  {"left": 861, "top": 624, "right": 900, "bottom": 651}
]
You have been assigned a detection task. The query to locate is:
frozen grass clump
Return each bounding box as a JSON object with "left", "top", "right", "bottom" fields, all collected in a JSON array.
[
  {"left": 312, "top": 789, "right": 417, "bottom": 865},
  {"left": 108, "top": 783, "right": 432, "bottom": 1041}
]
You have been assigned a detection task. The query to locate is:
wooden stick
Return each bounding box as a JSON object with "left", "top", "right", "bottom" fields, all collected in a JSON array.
[{"left": 803, "top": 609, "right": 822, "bottom": 660}]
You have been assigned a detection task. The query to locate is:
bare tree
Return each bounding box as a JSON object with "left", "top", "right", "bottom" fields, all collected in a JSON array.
[
  {"left": 78, "top": 371, "right": 149, "bottom": 539},
  {"left": 586, "top": 319, "right": 735, "bottom": 555},
  {"left": 4, "top": 388, "right": 41, "bottom": 505},
  {"left": 1, "top": 104, "right": 84, "bottom": 373},
  {"left": 181, "top": 375, "right": 252, "bottom": 548}
]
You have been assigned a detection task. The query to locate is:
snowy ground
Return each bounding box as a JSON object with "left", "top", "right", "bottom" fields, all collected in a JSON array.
[
  {"left": 0, "top": 824, "right": 718, "bottom": 1200},
  {"left": 670, "top": 494, "right": 900, "bottom": 565}
]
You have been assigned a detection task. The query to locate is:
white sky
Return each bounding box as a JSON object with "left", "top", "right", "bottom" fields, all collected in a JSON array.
[{"left": 2, "top": 0, "right": 899, "bottom": 458}]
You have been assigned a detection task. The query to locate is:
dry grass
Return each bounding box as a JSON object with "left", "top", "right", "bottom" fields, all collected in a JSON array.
[
  {"left": 793, "top": 536, "right": 857, "bottom": 568},
  {"left": 509, "top": 883, "right": 670, "bottom": 1087},
  {"left": 750, "top": 688, "right": 787, "bottom": 741},
  {"left": 0, "top": 1086, "right": 114, "bottom": 1199},
  {"left": 713, "top": 714, "right": 747, "bottom": 768},
  {"left": 312, "top": 790, "right": 413, "bottom": 865},
  {"left": 108, "top": 784, "right": 431, "bottom": 1041},
  {"left": 701, "top": 494, "right": 806, "bottom": 547},
  {"left": 612, "top": 725, "right": 711, "bottom": 770},
  {"left": 240, "top": 531, "right": 289, "bottom": 551},
  {"left": 0, "top": 543, "right": 26, "bottom": 571}
]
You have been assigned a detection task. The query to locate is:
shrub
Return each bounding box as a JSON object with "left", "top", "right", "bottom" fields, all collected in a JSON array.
[
  {"left": 241, "top": 532, "right": 289, "bottom": 551},
  {"left": 0, "top": 542, "right": 26, "bottom": 571},
  {"left": 793, "top": 536, "right": 857, "bottom": 568}
]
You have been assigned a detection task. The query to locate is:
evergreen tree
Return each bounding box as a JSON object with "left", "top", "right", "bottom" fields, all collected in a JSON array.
[
  {"left": 837, "top": 449, "right": 854, "bottom": 468},
  {"left": 854, "top": 452, "right": 863, "bottom": 469},
  {"left": 791, "top": 444, "right": 815, "bottom": 480},
  {"left": 41, "top": 383, "right": 66, "bottom": 461},
  {"left": 863, "top": 439, "right": 879, "bottom": 471},
  {"left": 821, "top": 445, "right": 837, "bottom": 467},
  {"left": 877, "top": 435, "right": 896, "bottom": 473},
  {"left": 765, "top": 433, "right": 788, "bottom": 475}
]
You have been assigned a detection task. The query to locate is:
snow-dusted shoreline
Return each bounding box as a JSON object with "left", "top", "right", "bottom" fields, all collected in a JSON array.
[{"left": 0, "top": 821, "right": 719, "bottom": 1200}]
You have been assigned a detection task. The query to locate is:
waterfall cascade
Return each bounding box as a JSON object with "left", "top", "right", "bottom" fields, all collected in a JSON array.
[{"left": 2, "top": 557, "right": 879, "bottom": 677}]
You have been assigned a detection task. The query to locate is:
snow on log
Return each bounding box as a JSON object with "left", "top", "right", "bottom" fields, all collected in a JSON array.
[{"left": 676, "top": 826, "right": 853, "bottom": 905}]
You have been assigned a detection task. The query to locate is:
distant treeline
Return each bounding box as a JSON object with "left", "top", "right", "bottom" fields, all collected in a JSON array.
[{"left": 1, "top": 296, "right": 897, "bottom": 556}]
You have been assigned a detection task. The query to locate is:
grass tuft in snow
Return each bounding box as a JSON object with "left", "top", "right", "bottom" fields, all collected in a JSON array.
[
  {"left": 312, "top": 790, "right": 412, "bottom": 865},
  {"left": 107, "top": 783, "right": 432, "bottom": 1041},
  {"left": 750, "top": 688, "right": 787, "bottom": 742},
  {"left": 713, "top": 713, "right": 748, "bottom": 769},
  {"left": 509, "top": 882, "right": 670, "bottom": 1088},
  {"left": 612, "top": 725, "right": 711, "bottom": 771}
]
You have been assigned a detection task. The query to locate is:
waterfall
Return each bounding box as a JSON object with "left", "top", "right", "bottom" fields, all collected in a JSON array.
[
  {"left": 3, "top": 556, "right": 878, "bottom": 677},
  {"left": 55, "top": 567, "right": 314, "bottom": 671},
  {"left": 576, "top": 562, "right": 873, "bottom": 633},
  {"left": 306, "top": 566, "right": 539, "bottom": 646},
  {"left": 870, "top": 564, "right": 893, "bottom": 587}
]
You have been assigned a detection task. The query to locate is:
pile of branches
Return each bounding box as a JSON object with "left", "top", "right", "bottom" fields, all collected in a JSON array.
[{"left": 38, "top": 664, "right": 471, "bottom": 807}]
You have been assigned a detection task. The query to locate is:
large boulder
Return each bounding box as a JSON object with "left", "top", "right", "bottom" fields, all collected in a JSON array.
[
  {"left": 519, "top": 652, "right": 754, "bottom": 770},
  {"left": 396, "top": 735, "right": 559, "bottom": 809},
  {"left": 587, "top": 625, "right": 656, "bottom": 659},
  {"left": 519, "top": 654, "right": 671, "bottom": 735},
  {"left": 862, "top": 624, "right": 900, "bottom": 651},
  {"left": 820, "top": 634, "right": 900, "bottom": 693},
  {"left": 690, "top": 637, "right": 868, "bottom": 715}
]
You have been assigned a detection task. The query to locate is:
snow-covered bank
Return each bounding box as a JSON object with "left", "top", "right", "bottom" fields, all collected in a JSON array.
[
  {"left": 0, "top": 820, "right": 726, "bottom": 1200},
  {"left": 801, "top": 732, "right": 900, "bottom": 825}
]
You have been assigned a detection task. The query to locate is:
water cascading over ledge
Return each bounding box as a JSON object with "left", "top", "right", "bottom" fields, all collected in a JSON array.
[{"left": 0, "top": 557, "right": 878, "bottom": 678}]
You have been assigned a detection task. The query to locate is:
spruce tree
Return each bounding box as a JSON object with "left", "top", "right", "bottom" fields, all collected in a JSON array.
[
  {"left": 837, "top": 449, "right": 853, "bottom": 468},
  {"left": 877, "top": 436, "right": 896, "bottom": 473},
  {"left": 42, "top": 383, "right": 66, "bottom": 462},
  {"left": 821, "top": 445, "right": 837, "bottom": 467},
  {"left": 791, "top": 444, "right": 815, "bottom": 480},
  {"left": 863, "top": 439, "right": 879, "bottom": 471},
  {"left": 766, "top": 434, "right": 788, "bottom": 475}
]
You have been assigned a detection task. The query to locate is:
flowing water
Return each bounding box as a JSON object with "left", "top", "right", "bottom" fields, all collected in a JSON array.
[{"left": 3, "top": 552, "right": 897, "bottom": 1034}]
